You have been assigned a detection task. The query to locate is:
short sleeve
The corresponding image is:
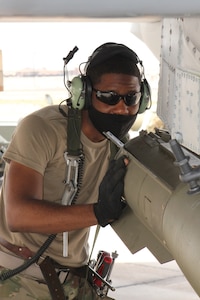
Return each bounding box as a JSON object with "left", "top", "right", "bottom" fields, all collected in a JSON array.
[{"left": 3, "top": 114, "right": 58, "bottom": 175}]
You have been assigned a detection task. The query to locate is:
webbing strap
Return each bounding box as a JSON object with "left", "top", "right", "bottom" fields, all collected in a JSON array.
[
  {"left": 40, "top": 256, "right": 66, "bottom": 300},
  {"left": 67, "top": 108, "right": 82, "bottom": 156},
  {"left": 88, "top": 225, "right": 101, "bottom": 263}
]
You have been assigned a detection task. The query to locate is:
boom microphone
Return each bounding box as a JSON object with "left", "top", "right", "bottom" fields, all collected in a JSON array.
[{"left": 63, "top": 46, "right": 79, "bottom": 65}]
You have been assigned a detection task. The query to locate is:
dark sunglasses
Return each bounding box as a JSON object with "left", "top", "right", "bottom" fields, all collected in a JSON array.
[{"left": 93, "top": 88, "right": 141, "bottom": 106}]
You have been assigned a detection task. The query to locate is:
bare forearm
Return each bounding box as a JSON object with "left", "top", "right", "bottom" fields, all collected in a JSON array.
[
  {"left": 5, "top": 161, "right": 98, "bottom": 234},
  {"left": 6, "top": 199, "right": 97, "bottom": 234}
]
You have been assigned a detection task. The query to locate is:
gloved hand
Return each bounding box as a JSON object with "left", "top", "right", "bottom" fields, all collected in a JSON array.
[{"left": 93, "top": 155, "right": 128, "bottom": 227}]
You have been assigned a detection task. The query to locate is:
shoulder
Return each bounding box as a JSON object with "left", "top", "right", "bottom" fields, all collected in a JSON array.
[
  {"left": 4, "top": 105, "right": 68, "bottom": 173},
  {"left": 18, "top": 105, "right": 67, "bottom": 138},
  {"left": 31, "top": 105, "right": 66, "bottom": 123}
]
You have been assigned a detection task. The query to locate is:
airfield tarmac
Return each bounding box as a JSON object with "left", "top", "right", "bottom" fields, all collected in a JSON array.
[{"left": 89, "top": 226, "right": 199, "bottom": 300}]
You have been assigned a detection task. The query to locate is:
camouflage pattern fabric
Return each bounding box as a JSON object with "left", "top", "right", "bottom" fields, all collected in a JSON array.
[{"left": 0, "top": 267, "right": 115, "bottom": 300}]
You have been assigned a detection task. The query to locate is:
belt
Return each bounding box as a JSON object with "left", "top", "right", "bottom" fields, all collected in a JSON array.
[
  {"left": 0, "top": 238, "right": 89, "bottom": 300},
  {"left": 0, "top": 237, "right": 34, "bottom": 260},
  {"left": 0, "top": 250, "right": 44, "bottom": 280},
  {"left": 0, "top": 238, "right": 88, "bottom": 280}
]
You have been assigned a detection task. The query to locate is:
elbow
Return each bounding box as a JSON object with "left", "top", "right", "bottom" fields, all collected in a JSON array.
[
  {"left": 6, "top": 209, "right": 24, "bottom": 232},
  {"left": 7, "top": 224, "right": 18, "bottom": 233},
  {"left": 6, "top": 218, "right": 20, "bottom": 233}
]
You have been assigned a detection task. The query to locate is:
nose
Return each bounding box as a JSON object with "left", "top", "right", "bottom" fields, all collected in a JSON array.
[{"left": 111, "top": 98, "right": 129, "bottom": 114}]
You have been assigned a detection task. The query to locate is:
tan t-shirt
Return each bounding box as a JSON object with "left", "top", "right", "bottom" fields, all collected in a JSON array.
[{"left": 0, "top": 105, "right": 111, "bottom": 267}]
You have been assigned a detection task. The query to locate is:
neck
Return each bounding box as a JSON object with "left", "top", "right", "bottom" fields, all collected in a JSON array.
[{"left": 81, "top": 110, "right": 105, "bottom": 142}]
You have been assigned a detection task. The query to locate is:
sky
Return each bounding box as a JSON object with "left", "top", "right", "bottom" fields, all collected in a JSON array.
[{"left": 0, "top": 22, "right": 159, "bottom": 74}]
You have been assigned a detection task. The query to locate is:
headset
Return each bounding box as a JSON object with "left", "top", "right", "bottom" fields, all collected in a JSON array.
[{"left": 68, "top": 43, "right": 151, "bottom": 114}]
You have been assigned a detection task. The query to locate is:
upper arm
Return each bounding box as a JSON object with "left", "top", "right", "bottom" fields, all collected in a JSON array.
[{"left": 5, "top": 160, "right": 43, "bottom": 225}]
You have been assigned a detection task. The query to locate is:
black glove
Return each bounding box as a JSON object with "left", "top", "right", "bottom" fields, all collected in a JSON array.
[{"left": 93, "top": 155, "right": 128, "bottom": 227}]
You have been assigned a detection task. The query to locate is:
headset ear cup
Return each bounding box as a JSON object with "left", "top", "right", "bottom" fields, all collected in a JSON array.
[
  {"left": 138, "top": 78, "right": 151, "bottom": 114},
  {"left": 69, "top": 75, "right": 93, "bottom": 110},
  {"left": 70, "top": 76, "right": 85, "bottom": 110},
  {"left": 83, "top": 76, "right": 93, "bottom": 109}
]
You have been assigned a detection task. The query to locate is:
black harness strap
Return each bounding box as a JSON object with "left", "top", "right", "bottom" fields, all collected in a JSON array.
[{"left": 67, "top": 107, "right": 82, "bottom": 156}]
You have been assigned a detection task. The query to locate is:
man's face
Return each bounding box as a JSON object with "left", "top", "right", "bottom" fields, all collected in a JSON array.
[{"left": 92, "top": 73, "right": 141, "bottom": 115}]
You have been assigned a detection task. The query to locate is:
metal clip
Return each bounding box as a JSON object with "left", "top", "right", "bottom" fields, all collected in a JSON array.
[
  {"left": 62, "top": 152, "right": 80, "bottom": 257},
  {"left": 62, "top": 153, "right": 80, "bottom": 205}
]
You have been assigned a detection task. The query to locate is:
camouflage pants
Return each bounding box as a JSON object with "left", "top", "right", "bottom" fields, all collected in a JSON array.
[{"left": 0, "top": 267, "right": 115, "bottom": 300}]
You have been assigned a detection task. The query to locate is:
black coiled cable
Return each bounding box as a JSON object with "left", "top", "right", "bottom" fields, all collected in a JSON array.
[
  {"left": 0, "top": 150, "right": 85, "bottom": 281},
  {"left": 71, "top": 152, "right": 85, "bottom": 205},
  {"left": 0, "top": 233, "right": 56, "bottom": 281},
  {"left": 0, "top": 155, "right": 85, "bottom": 281}
]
